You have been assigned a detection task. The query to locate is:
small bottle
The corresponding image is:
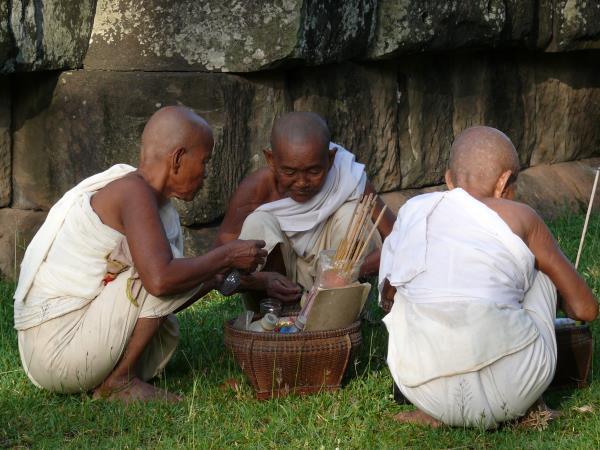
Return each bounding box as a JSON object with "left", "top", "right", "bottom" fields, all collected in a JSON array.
[{"left": 249, "top": 313, "right": 278, "bottom": 332}]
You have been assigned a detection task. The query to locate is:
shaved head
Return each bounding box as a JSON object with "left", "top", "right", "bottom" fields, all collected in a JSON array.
[
  {"left": 270, "top": 112, "right": 330, "bottom": 156},
  {"left": 140, "top": 106, "right": 213, "bottom": 164},
  {"left": 448, "top": 126, "right": 520, "bottom": 196}
]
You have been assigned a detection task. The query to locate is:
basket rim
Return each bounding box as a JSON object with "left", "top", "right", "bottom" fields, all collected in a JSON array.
[{"left": 224, "top": 317, "right": 362, "bottom": 340}]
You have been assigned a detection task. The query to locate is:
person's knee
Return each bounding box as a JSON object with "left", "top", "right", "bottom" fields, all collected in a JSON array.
[{"left": 240, "top": 211, "right": 281, "bottom": 237}]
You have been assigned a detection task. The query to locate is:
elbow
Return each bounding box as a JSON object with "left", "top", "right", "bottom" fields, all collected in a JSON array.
[
  {"left": 144, "top": 274, "right": 172, "bottom": 297},
  {"left": 579, "top": 302, "right": 599, "bottom": 323}
]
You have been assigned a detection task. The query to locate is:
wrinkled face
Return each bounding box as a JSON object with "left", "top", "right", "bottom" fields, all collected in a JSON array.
[
  {"left": 268, "top": 139, "right": 333, "bottom": 203},
  {"left": 170, "top": 138, "right": 213, "bottom": 201}
]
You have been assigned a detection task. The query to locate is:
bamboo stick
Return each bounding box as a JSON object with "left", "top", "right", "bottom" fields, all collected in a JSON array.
[
  {"left": 352, "top": 205, "right": 388, "bottom": 267},
  {"left": 575, "top": 167, "right": 600, "bottom": 269}
]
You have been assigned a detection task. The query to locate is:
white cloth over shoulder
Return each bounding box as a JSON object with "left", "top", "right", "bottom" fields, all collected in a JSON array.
[
  {"left": 256, "top": 142, "right": 366, "bottom": 256},
  {"left": 380, "top": 188, "right": 540, "bottom": 387},
  {"left": 13, "top": 165, "right": 184, "bottom": 330}
]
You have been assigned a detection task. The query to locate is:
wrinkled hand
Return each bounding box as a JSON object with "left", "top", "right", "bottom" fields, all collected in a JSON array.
[
  {"left": 224, "top": 239, "right": 267, "bottom": 273},
  {"left": 264, "top": 272, "right": 302, "bottom": 303}
]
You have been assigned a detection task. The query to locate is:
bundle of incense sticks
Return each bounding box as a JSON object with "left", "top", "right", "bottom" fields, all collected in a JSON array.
[{"left": 333, "top": 194, "right": 388, "bottom": 274}]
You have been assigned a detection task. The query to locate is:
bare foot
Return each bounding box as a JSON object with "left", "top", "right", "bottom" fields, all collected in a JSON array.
[
  {"left": 93, "top": 376, "right": 182, "bottom": 404},
  {"left": 393, "top": 409, "right": 443, "bottom": 428}
]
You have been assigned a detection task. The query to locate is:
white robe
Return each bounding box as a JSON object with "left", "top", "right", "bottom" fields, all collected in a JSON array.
[
  {"left": 256, "top": 142, "right": 366, "bottom": 256},
  {"left": 380, "top": 189, "right": 540, "bottom": 388},
  {"left": 13, "top": 165, "right": 183, "bottom": 330}
]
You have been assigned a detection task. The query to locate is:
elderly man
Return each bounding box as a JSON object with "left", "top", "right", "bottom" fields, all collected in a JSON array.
[
  {"left": 215, "top": 112, "right": 395, "bottom": 304},
  {"left": 14, "top": 106, "right": 267, "bottom": 402},
  {"left": 380, "top": 126, "right": 598, "bottom": 428}
]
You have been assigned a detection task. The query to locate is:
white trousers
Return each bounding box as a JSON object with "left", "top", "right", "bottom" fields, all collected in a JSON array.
[
  {"left": 18, "top": 268, "right": 197, "bottom": 393},
  {"left": 239, "top": 201, "right": 381, "bottom": 290},
  {"left": 397, "top": 272, "right": 557, "bottom": 428}
]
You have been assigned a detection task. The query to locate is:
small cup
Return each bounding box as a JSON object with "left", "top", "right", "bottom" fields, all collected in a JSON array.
[{"left": 260, "top": 299, "right": 282, "bottom": 317}]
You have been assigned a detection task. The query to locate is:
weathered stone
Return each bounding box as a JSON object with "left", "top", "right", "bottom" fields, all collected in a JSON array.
[
  {"left": 380, "top": 185, "right": 447, "bottom": 215},
  {"left": 397, "top": 56, "right": 455, "bottom": 189},
  {"left": 369, "top": 0, "right": 507, "bottom": 58},
  {"left": 515, "top": 158, "right": 600, "bottom": 219},
  {"left": 0, "top": 77, "right": 10, "bottom": 207},
  {"left": 0, "top": 208, "right": 46, "bottom": 281},
  {"left": 0, "top": 1, "right": 11, "bottom": 66},
  {"left": 289, "top": 62, "right": 401, "bottom": 192},
  {"left": 12, "top": 70, "right": 286, "bottom": 226},
  {"left": 85, "top": 0, "right": 376, "bottom": 72},
  {"left": 182, "top": 226, "right": 219, "bottom": 258},
  {"left": 528, "top": 52, "right": 600, "bottom": 165},
  {"left": 1, "top": 0, "right": 97, "bottom": 73},
  {"left": 243, "top": 73, "right": 292, "bottom": 173},
  {"left": 548, "top": 0, "right": 600, "bottom": 51}
]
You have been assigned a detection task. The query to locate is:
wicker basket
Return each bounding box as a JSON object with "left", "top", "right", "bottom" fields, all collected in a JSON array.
[
  {"left": 550, "top": 323, "right": 593, "bottom": 390},
  {"left": 224, "top": 318, "right": 362, "bottom": 399}
]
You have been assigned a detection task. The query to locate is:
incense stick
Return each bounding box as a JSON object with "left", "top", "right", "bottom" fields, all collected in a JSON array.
[{"left": 575, "top": 167, "right": 600, "bottom": 269}]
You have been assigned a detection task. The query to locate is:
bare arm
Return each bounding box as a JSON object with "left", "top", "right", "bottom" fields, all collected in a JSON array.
[
  {"left": 104, "top": 177, "right": 267, "bottom": 297},
  {"left": 360, "top": 181, "right": 397, "bottom": 278},
  {"left": 214, "top": 170, "right": 272, "bottom": 247},
  {"left": 526, "top": 208, "right": 598, "bottom": 322}
]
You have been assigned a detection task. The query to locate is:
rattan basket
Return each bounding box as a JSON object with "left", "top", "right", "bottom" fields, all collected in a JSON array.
[
  {"left": 550, "top": 323, "right": 593, "bottom": 390},
  {"left": 224, "top": 318, "right": 362, "bottom": 399}
]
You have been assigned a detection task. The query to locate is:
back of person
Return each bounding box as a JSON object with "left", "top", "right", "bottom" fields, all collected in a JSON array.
[
  {"left": 394, "top": 189, "right": 534, "bottom": 308},
  {"left": 381, "top": 125, "right": 598, "bottom": 429}
]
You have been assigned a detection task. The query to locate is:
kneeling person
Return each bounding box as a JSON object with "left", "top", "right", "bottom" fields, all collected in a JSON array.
[
  {"left": 380, "top": 126, "right": 598, "bottom": 428},
  {"left": 216, "top": 112, "right": 395, "bottom": 304},
  {"left": 14, "top": 106, "right": 266, "bottom": 402}
]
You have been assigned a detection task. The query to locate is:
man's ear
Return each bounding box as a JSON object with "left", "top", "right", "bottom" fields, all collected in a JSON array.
[
  {"left": 328, "top": 147, "right": 337, "bottom": 169},
  {"left": 444, "top": 170, "right": 455, "bottom": 189},
  {"left": 493, "top": 170, "right": 513, "bottom": 199},
  {"left": 263, "top": 149, "right": 275, "bottom": 171},
  {"left": 172, "top": 147, "right": 185, "bottom": 174}
]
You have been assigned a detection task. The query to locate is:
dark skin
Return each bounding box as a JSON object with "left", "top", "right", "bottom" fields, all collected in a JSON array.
[
  {"left": 215, "top": 136, "right": 395, "bottom": 301},
  {"left": 89, "top": 106, "right": 267, "bottom": 402}
]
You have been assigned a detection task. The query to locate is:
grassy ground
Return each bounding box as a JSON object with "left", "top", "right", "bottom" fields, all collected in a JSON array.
[{"left": 0, "top": 214, "right": 599, "bottom": 449}]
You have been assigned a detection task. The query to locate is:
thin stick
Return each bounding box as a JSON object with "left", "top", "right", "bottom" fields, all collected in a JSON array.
[
  {"left": 348, "top": 197, "right": 376, "bottom": 263},
  {"left": 345, "top": 195, "right": 374, "bottom": 263},
  {"left": 575, "top": 167, "right": 600, "bottom": 269},
  {"left": 336, "top": 198, "right": 361, "bottom": 258},
  {"left": 335, "top": 199, "right": 360, "bottom": 260},
  {"left": 352, "top": 205, "right": 388, "bottom": 267},
  {"left": 342, "top": 194, "right": 371, "bottom": 262}
]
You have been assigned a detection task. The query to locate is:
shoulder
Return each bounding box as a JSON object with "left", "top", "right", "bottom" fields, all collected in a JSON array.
[
  {"left": 483, "top": 198, "right": 543, "bottom": 242},
  {"left": 230, "top": 168, "right": 275, "bottom": 205}
]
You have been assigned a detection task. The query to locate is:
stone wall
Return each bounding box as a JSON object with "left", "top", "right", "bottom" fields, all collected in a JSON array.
[{"left": 1, "top": 0, "right": 600, "bottom": 278}]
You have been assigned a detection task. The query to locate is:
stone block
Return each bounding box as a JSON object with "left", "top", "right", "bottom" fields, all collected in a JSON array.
[
  {"left": 380, "top": 185, "right": 447, "bottom": 215},
  {"left": 289, "top": 63, "right": 401, "bottom": 192},
  {"left": 12, "top": 70, "right": 287, "bottom": 226},
  {"left": 182, "top": 226, "right": 219, "bottom": 258},
  {"left": 0, "top": 208, "right": 46, "bottom": 281},
  {"left": 548, "top": 0, "right": 600, "bottom": 51},
  {"left": 85, "top": 0, "right": 376, "bottom": 72},
  {"left": 529, "top": 52, "right": 600, "bottom": 165},
  {"left": 0, "top": 1, "right": 11, "bottom": 66},
  {"left": 1, "top": 0, "right": 97, "bottom": 73},
  {"left": 369, "top": 0, "right": 507, "bottom": 58},
  {"left": 0, "top": 77, "right": 10, "bottom": 207},
  {"left": 515, "top": 158, "right": 600, "bottom": 219}
]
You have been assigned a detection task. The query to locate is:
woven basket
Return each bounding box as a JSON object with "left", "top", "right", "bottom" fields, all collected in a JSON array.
[
  {"left": 224, "top": 318, "right": 362, "bottom": 399},
  {"left": 550, "top": 323, "right": 593, "bottom": 390}
]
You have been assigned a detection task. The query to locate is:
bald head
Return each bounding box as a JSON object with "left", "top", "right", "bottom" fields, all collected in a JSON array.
[
  {"left": 448, "top": 126, "right": 520, "bottom": 197},
  {"left": 270, "top": 112, "right": 330, "bottom": 156},
  {"left": 140, "top": 106, "right": 213, "bottom": 165}
]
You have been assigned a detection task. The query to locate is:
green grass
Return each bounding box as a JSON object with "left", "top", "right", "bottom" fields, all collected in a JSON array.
[{"left": 1, "top": 214, "right": 599, "bottom": 448}]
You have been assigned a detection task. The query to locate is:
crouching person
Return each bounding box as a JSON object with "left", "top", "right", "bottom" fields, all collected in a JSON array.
[
  {"left": 380, "top": 126, "right": 598, "bottom": 428},
  {"left": 14, "top": 106, "right": 266, "bottom": 402}
]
